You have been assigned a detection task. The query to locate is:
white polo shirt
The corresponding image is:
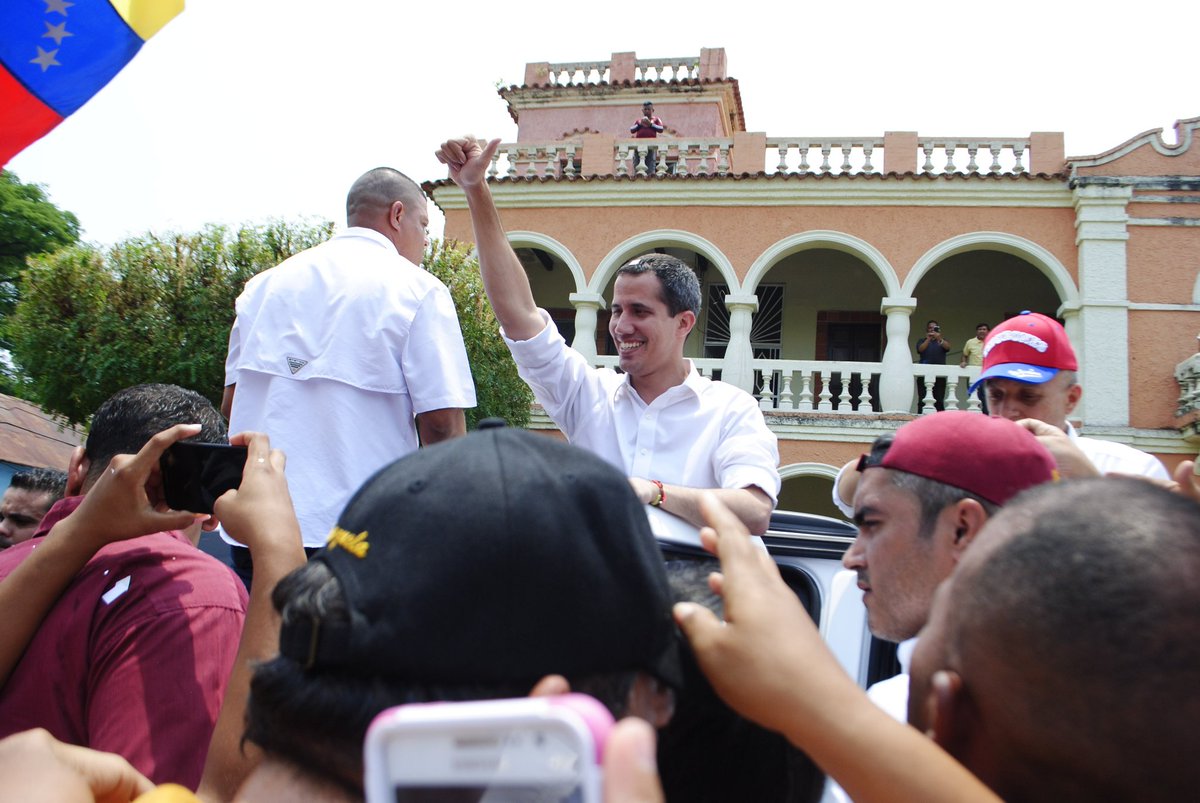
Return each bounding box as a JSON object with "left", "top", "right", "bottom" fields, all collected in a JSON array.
[
  {"left": 504, "top": 312, "right": 779, "bottom": 541},
  {"left": 224, "top": 227, "right": 476, "bottom": 547}
]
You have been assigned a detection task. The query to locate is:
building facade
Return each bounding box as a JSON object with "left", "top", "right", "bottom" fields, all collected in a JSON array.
[{"left": 428, "top": 48, "right": 1200, "bottom": 517}]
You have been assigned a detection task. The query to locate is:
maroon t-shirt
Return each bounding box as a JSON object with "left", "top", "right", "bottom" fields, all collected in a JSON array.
[{"left": 0, "top": 497, "right": 248, "bottom": 788}]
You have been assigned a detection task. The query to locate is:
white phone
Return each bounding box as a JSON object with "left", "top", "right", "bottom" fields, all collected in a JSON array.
[{"left": 363, "top": 694, "right": 614, "bottom": 803}]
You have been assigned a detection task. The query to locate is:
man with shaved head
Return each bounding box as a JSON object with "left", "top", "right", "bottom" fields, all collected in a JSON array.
[
  {"left": 222, "top": 168, "right": 475, "bottom": 579},
  {"left": 908, "top": 477, "right": 1200, "bottom": 802}
]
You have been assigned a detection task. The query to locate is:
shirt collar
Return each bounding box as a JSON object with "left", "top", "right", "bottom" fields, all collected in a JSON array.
[
  {"left": 614, "top": 361, "right": 706, "bottom": 404},
  {"left": 336, "top": 226, "right": 398, "bottom": 252}
]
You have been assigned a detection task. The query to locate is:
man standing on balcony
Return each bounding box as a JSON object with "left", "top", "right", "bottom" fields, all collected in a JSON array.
[
  {"left": 630, "top": 101, "right": 664, "bottom": 175},
  {"left": 959, "top": 322, "right": 990, "bottom": 414},
  {"left": 970, "top": 311, "right": 1169, "bottom": 480},
  {"left": 435, "top": 136, "right": 779, "bottom": 536},
  {"left": 915, "top": 320, "right": 952, "bottom": 412}
]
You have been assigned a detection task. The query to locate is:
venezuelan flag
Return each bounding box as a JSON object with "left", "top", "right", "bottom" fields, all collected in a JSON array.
[{"left": 0, "top": 0, "right": 184, "bottom": 167}]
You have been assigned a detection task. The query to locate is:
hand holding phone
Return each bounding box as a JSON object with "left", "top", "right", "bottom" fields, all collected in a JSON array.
[
  {"left": 159, "top": 441, "right": 248, "bottom": 514},
  {"left": 364, "top": 694, "right": 614, "bottom": 803}
]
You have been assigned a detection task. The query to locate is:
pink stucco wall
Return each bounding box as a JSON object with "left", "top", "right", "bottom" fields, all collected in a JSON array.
[{"left": 515, "top": 99, "right": 730, "bottom": 142}]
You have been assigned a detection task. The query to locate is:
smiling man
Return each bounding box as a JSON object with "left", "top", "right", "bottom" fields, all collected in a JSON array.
[{"left": 436, "top": 136, "right": 779, "bottom": 534}]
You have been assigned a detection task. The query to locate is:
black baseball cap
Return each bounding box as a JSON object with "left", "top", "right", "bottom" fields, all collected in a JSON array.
[{"left": 279, "top": 427, "right": 682, "bottom": 689}]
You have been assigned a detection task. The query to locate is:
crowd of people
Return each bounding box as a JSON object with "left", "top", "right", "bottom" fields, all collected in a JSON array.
[{"left": 0, "top": 137, "right": 1197, "bottom": 803}]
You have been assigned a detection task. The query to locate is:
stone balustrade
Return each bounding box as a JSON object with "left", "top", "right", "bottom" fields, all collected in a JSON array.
[
  {"left": 1175, "top": 352, "right": 1200, "bottom": 416},
  {"left": 482, "top": 132, "right": 1054, "bottom": 180},
  {"left": 589, "top": 354, "right": 982, "bottom": 415},
  {"left": 766, "top": 138, "right": 886, "bottom": 175}
]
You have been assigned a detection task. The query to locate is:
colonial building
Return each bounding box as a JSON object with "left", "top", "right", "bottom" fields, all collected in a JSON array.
[{"left": 428, "top": 48, "right": 1200, "bottom": 517}]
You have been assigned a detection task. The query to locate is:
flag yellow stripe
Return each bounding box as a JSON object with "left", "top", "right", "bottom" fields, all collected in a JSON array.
[{"left": 107, "top": 0, "right": 184, "bottom": 40}]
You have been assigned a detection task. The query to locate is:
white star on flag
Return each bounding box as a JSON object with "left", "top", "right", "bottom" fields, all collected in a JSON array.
[
  {"left": 42, "top": 21, "right": 73, "bottom": 46},
  {"left": 43, "top": 0, "right": 75, "bottom": 16},
  {"left": 30, "top": 47, "right": 61, "bottom": 71}
]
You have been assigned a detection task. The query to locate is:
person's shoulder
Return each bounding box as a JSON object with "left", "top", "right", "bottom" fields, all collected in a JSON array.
[
  {"left": 1074, "top": 434, "right": 1168, "bottom": 478},
  {"left": 89, "top": 533, "right": 247, "bottom": 609}
]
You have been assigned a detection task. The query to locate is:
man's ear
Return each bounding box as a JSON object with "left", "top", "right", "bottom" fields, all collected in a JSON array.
[
  {"left": 1065, "top": 382, "right": 1082, "bottom": 416},
  {"left": 950, "top": 498, "right": 989, "bottom": 559},
  {"left": 66, "top": 447, "right": 89, "bottom": 496},
  {"left": 528, "top": 674, "right": 571, "bottom": 698},
  {"left": 389, "top": 200, "right": 406, "bottom": 232},
  {"left": 625, "top": 673, "right": 675, "bottom": 728},
  {"left": 927, "top": 669, "right": 969, "bottom": 755},
  {"left": 676, "top": 309, "right": 696, "bottom": 337}
]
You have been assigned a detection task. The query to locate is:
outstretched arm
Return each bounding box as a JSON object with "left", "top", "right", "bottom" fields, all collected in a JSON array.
[
  {"left": 198, "top": 432, "right": 306, "bottom": 803},
  {"left": 436, "top": 137, "right": 545, "bottom": 342},
  {"left": 0, "top": 424, "right": 204, "bottom": 689},
  {"left": 675, "top": 495, "right": 1002, "bottom": 803},
  {"left": 629, "top": 479, "right": 773, "bottom": 535}
]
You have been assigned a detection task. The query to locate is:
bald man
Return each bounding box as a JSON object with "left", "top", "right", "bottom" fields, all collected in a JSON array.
[
  {"left": 221, "top": 168, "right": 476, "bottom": 573},
  {"left": 908, "top": 477, "right": 1200, "bottom": 802}
]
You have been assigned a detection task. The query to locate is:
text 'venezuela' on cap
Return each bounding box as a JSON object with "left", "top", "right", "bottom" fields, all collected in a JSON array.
[
  {"left": 858, "top": 411, "right": 1058, "bottom": 506},
  {"left": 278, "top": 427, "right": 682, "bottom": 689},
  {"left": 969, "top": 310, "right": 1078, "bottom": 393}
]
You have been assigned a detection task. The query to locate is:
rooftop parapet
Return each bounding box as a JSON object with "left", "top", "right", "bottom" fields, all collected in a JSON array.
[{"left": 522, "top": 48, "right": 727, "bottom": 87}]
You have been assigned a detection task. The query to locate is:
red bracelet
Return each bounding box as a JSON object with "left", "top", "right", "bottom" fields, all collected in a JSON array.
[{"left": 649, "top": 480, "right": 665, "bottom": 507}]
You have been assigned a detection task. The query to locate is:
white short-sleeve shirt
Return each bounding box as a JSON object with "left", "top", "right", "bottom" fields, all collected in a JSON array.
[
  {"left": 224, "top": 227, "right": 476, "bottom": 547},
  {"left": 503, "top": 312, "right": 780, "bottom": 535}
]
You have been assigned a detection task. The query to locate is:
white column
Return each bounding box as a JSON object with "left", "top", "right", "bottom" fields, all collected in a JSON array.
[
  {"left": 1073, "top": 183, "right": 1132, "bottom": 427},
  {"left": 1058, "top": 301, "right": 1084, "bottom": 422},
  {"left": 879, "top": 297, "right": 917, "bottom": 413},
  {"left": 723, "top": 293, "right": 759, "bottom": 392},
  {"left": 568, "top": 292, "right": 605, "bottom": 362}
]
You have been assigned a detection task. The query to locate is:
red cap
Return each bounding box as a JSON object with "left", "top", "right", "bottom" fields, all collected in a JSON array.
[
  {"left": 863, "top": 411, "right": 1057, "bottom": 506},
  {"left": 969, "top": 311, "right": 1077, "bottom": 392}
]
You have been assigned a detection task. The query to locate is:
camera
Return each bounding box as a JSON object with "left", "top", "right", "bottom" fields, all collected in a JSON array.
[
  {"left": 932, "top": 325, "right": 940, "bottom": 333},
  {"left": 159, "top": 441, "right": 248, "bottom": 514}
]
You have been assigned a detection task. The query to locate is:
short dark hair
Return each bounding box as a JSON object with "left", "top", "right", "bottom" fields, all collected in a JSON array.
[
  {"left": 345, "top": 167, "right": 424, "bottom": 224},
  {"left": 948, "top": 478, "right": 1200, "bottom": 802},
  {"left": 617, "top": 254, "right": 701, "bottom": 317},
  {"left": 862, "top": 434, "right": 998, "bottom": 537},
  {"left": 975, "top": 322, "right": 990, "bottom": 330},
  {"left": 9, "top": 467, "right": 67, "bottom": 501},
  {"left": 246, "top": 561, "right": 640, "bottom": 795},
  {"left": 84, "top": 384, "right": 227, "bottom": 487}
]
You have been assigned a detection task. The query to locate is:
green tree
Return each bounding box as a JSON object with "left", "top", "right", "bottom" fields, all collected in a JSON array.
[
  {"left": 0, "top": 171, "right": 81, "bottom": 318},
  {"left": 424, "top": 239, "right": 532, "bottom": 429},
  {"left": 8, "top": 219, "right": 334, "bottom": 423},
  {"left": 9, "top": 228, "right": 533, "bottom": 430}
]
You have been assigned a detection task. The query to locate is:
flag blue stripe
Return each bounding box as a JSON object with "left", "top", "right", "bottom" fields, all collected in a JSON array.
[{"left": 0, "top": 0, "right": 146, "bottom": 116}]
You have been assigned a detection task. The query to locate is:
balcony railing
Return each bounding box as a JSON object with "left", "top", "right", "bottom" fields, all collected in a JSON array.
[
  {"left": 592, "top": 355, "right": 982, "bottom": 415},
  {"left": 752, "top": 361, "right": 982, "bottom": 414},
  {"left": 484, "top": 135, "right": 1039, "bottom": 180},
  {"left": 538, "top": 57, "right": 699, "bottom": 86}
]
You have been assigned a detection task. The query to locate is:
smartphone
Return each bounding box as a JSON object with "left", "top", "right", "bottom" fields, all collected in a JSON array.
[
  {"left": 159, "top": 441, "right": 248, "bottom": 514},
  {"left": 363, "top": 694, "right": 614, "bottom": 803}
]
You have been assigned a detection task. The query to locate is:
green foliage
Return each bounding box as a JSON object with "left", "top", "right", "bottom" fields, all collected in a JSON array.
[
  {"left": 0, "top": 170, "right": 81, "bottom": 319},
  {"left": 424, "top": 239, "right": 532, "bottom": 430},
  {"left": 7, "top": 219, "right": 334, "bottom": 424}
]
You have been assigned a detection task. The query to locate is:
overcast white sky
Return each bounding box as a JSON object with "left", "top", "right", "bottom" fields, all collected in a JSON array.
[{"left": 7, "top": 0, "right": 1198, "bottom": 246}]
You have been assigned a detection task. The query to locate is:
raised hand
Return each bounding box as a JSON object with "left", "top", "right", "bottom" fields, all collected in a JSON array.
[{"left": 435, "top": 136, "right": 500, "bottom": 190}]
